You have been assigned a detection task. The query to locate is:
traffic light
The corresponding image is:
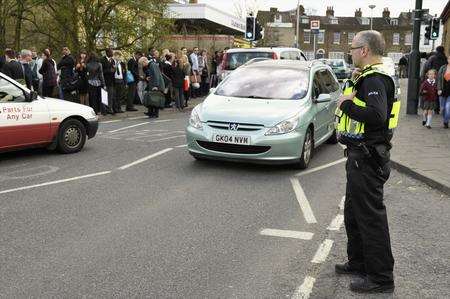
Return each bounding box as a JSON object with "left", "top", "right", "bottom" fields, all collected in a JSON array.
[
  {"left": 431, "top": 18, "right": 440, "bottom": 40},
  {"left": 424, "top": 19, "right": 432, "bottom": 40},
  {"left": 246, "top": 16, "right": 255, "bottom": 40},
  {"left": 254, "top": 21, "right": 263, "bottom": 41}
]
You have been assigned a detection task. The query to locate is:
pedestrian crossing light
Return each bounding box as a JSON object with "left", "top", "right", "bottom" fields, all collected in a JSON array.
[
  {"left": 424, "top": 19, "right": 432, "bottom": 40},
  {"left": 431, "top": 18, "right": 440, "bottom": 40},
  {"left": 246, "top": 16, "right": 256, "bottom": 41}
]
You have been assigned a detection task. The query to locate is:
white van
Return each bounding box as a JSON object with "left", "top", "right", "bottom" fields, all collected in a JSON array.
[{"left": 218, "top": 47, "right": 307, "bottom": 81}]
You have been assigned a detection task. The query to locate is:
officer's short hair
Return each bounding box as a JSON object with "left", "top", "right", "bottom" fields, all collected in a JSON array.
[
  {"left": 20, "top": 49, "right": 32, "bottom": 57},
  {"left": 358, "top": 30, "right": 385, "bottom": 56}
]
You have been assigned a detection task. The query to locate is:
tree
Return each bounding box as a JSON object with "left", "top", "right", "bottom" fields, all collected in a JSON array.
[{"left": 0, "top": 0, "right": 16, "bottom": 51}]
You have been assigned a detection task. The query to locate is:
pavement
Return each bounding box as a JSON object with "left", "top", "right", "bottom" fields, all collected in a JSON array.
[{"left": 391, "top": 79, "right": 450, "bottom": 195}]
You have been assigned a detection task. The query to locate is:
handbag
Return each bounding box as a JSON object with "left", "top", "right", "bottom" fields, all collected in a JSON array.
[
  {"left": 183, "top": 76, "right": 190, "bottom": 91},
  {"left": 144, "top": 89, "right": 165, "bottom": 108},
  {"left": 190, "top": 73, "right": 201, "bottom": 84},
  {"left": 126, "top": 70, "right": 135, "bottom": 84}
]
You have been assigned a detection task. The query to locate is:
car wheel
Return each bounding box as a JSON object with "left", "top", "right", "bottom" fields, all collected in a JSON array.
[
  {"left": 327, "top": 129, "right": 338, "bottom": 144},
  {"left": 57, "top": 119, "right": 87, "bottom": 154},
  {"left": 298, "top": 128, "right": 313, "bottom": 169}
]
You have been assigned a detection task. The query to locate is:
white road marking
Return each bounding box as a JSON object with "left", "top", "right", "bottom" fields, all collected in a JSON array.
[
  {"left": 118, "top": 148, "right": 173, "bottom": 170},
  {"left": 154, "top": 119, "right": 174, "bottom": 123},
  {"left": 260, "top": 229, "right": 314, "bottom": 240},
  {"left": 175, "top": 144, "right": 188, "bottom": 148},
  {"left": 290, "top": 178, "right": 317, "bottom": 224},
  {"left": 295, "top": 158, "right": 347, "bottom": 177},
  {"left": 128, "top": 116, "right": 149, "bottom": 120},
  {"left": 339, "top": 196, "right": 345, "bottom": 210},
  {"left": 292, "top": 276, "right": 316, "bottom": 299},
  {"left": 311, "top": 239, "right": 334, "bottom": 264},
  {"left": 100, "top": 120, "right": 121, "bottom": 124},
  {"left": 108, "top": 122, "right": 150, "bottom": 133},
  {"left": 0, "top": 171, "right": 111, "bottom": 195},
  {"left": 327, "top": 214, "right": 344, "bottom": 231}
]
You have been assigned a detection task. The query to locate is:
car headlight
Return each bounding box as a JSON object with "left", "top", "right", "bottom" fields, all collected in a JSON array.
[
  {"left": 265, "top": 115, "right": 299, "bottom": 135},
  {"left": 189, "top": 107, "right": 203, "bottom": 130}
]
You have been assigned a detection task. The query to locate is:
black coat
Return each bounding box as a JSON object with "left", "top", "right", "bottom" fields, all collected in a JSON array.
[
  {"left": 57, "top": 55, "right": 75, "bottom": 81},
  {"left": 172, "top": 66, "right": 185, "bottom": 88},
  {"left": 101, "top": 56, "right": 116, "bottom": 87},
  {"left": 22, "top": 62, "right": 33, "bottom": 89},
  {"left": 2, "top": 60, "right": 24, "bottom": 80},
  {"left": 39, "top": 59, "right": 57, "bottom": 87},
  {"left": 127, "top": 57, "right": 138, "bottom": 83}
]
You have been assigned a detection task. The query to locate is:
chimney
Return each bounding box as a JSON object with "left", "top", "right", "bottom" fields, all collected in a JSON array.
[
  {"left": 382, "top": 8, "right": 390, "bottom": 19},
  {"left": 326, "top": 6, "right": 334, "bottom": 17},
  {"left": 270, "top": 7, "right": 278, "bottom": 13},
  {"left": 355, "top": 8, "right": 362, "bottom": 18}
]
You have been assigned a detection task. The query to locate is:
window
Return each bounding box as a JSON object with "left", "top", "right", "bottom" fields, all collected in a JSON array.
[
  {"left": 304, "top": 51, "right": 315, "bottom": 60},
  {"left": 348, "top": 32, "right": 355, "bottom": 44},
  {"left": 330, "top": 18, "right": 338, "bottom": 25},
  {"left": 405, "top": 32, "right": 412, "bottom": 45},
  {"left": 390, "top": 19, "right": 398, "bottom": 26},
  {"left": 303, "top": 30, "right": 311, "bottom": 43},
  {"left": 274, "top": 14, "right": 282, "bottom": 23},
  {"left": 333, "top": 32, "right": 340, "bottom": 44},
  {"left": 301, "top": 17, "right": 309, "bottom": 24},
  {"left": 393, "top": 33, "right": 400, "bottom": 45},
  {"left": 317, "top": 30, "right": 325, "bottom": 44},
  {"left": 312, "top": 69, "right": 339, "bottom": 99},
  {"left": 224, "top": 52, "right": 273, "bottom": 71},
  {"left": 280, "top": 52, "right": 290, "bottom": 60},
  {"left": 329, "top": 52, "right": 345, "bottom": 59},
  {"left": 0, "top": 78, "right": 26, "bottom": 103},
  {"left": 361, "top": 18, "right": 370, "bottom": 25},
  {"left": 215, "top": 67, "right": 310, "bottom": 100}
]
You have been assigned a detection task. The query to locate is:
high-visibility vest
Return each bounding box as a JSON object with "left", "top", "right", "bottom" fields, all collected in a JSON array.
[{"left": 335, "top": 64, "right": 400, "bottom": 140}]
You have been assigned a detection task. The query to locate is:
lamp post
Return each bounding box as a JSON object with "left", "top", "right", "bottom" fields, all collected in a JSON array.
[
  {"left": 296, "top": 0, "right": 300, "bottom": 48},
  {"left": 369, "top": 4, "right": 376, "bottom": 30}
]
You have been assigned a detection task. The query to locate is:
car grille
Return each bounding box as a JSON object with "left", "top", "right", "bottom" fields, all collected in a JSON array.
[
  {"left": 196, "top": 140, "right": 271, "bottom": 154},
  {"left": 206, "top": 121, "right": 264, "bottom": 132}
]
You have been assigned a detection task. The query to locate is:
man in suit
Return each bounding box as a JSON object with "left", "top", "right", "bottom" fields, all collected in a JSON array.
[
  {"left": 20, "top": 49, "right": 34, "bottom": 90},
  {"left": 113, "top": 50, "right": 126, "bottom": 113},
  {"left": 1, "top": 50, "right": 25, "bottom": 83},
  {"left": 126, "top": 51, "right": 141, "bottom": 111},
  {"left": 101, "top": 48, "right": 116, "bottom": 114}
]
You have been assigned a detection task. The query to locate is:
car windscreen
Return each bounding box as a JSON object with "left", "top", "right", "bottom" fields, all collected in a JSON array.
[
  {"left": 224, "top": 52, "right": 273, "bottom": 70},
  {"left": 215, "top": 66, "right": 309, "bottom": 100},
  {"left": 326, "top": 60, "right": 344, "bottom": 68}
]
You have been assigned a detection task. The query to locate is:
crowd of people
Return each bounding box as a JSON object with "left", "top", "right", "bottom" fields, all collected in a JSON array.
[{"left": 0, "top": 46, "right": 228, "bottom": 118}]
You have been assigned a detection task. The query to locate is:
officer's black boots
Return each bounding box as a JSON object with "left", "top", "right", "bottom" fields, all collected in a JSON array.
[
  {"left": 335, "top": 263, "right": 365, "bottom": 276},
  {"left": 350, "top": 276, "right": 395, "bottom": 293}
]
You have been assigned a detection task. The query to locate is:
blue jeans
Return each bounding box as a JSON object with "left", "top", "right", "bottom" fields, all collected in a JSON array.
[{"left": 439, "top": 96, "right": 450, "bottom": 124}]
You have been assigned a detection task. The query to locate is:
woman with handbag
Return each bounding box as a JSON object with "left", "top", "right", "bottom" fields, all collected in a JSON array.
[{"left": 144, "top": 59, "right": 166, "bottom": 118}]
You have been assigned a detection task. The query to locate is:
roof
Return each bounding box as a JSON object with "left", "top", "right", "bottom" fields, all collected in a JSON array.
[
  {"left": 244, "top": 59, "right": 324, "bottom": 70},
  {"left": 226, "top": 47, "right": 303, "bottom": 53},
  {"left": 441, "top": 0, "right": 450, "bottom": 22}
]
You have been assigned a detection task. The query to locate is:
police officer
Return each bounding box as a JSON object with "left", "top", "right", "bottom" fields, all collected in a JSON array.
[{"left": 335, "top": 30, "right": 400, "bottom": 293}]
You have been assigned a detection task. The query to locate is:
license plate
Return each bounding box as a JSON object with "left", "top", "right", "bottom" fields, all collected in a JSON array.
[{"left": 212, "top": 134, "right": 251, "bottom": 145}]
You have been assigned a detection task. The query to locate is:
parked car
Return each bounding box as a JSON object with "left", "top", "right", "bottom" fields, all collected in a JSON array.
[
  {"left": 218, "top": 47, "right": 308, "bottom": 82},
  {"left": 320, "top": 58, "right": 352, "bottom": 81},
  {"left": 0, "top": 72, "right": 98, "bottom": 154},
  {"left": 186, "top": 60, "right": 340, "bottom": 169}
]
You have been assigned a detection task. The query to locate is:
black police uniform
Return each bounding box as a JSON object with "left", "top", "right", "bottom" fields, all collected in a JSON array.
[{"left": 339, "top": 71, "right": 396, "bottom": 285}]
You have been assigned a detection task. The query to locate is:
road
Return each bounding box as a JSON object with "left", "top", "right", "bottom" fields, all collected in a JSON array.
[{"left": 1, "top": 111, "right": 449, "bottom": 298}]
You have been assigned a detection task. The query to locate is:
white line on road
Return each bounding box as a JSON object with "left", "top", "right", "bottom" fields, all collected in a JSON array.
[
  {"left": 260, "top": 229, "right": 314, "bottom": 240},
  {"left": 295, "top": 158, "right": 347, "bottom": 177},
  {"left": 339, "top": 196, "right": 345, "bottom": 210},
  {"left": 108, "top": 122, "right": 150, "bottom": 133},
  {"left": 153, "top": 119, "right": 174, "bottom": 123},
  {"left": 175, "top": 144, "right": 188, "bottom": 148},
  {"left": 118, "top": 148, "right": 173, "bottom": 170},
  {"left": 100, "top": 120, "right": 122, "bottom": 124},
  {"left": 327, "top": 214, "right": 344, "bottom": 231},
  {"left": 128, "top": 116, "right": 149, "bottom": 120},
  {"left": 292, "top": 276, "right": 316, "bottom": 299},
  {"left": 311, "top": 239, "right": 334, "bottom": 264},
  {"left": 0, "top": 171, "right": 111, "bottom": 195},
  {"left": 290, "top": 178, "right": 317, "bottom": 224}
]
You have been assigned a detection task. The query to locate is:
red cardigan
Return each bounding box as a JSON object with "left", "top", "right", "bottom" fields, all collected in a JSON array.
[{"left": 420, "top": 80, "right": 438, "bottom": 102}]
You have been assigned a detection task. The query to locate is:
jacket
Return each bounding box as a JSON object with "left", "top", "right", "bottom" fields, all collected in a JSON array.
[
  {"left": 101, "top": 56, "right": 116, "bottom": 87},
  {"left": 86, "top": 61, "right": 105, "bottom": 87},
  {"left": 172, "top": 65, "right": 185, "bottom": 88},
  {"left": 419, "top": 79, "right": 438, "bottom": 102},
  {"left": 147, "top": 61, "right": 166, "bottom": 92},
  {"left": 21, "top": 62, "right": 33, "bottom": 89},
  {"left": 39, "top": 58, "right": 57, "bottom": 87},
  {"left": 2, "top": 60, "right": 24, "bottom": 80},
  {"left": 57, "top": 55, "right": 75, "bottom": 81},
  {"left": 423, "top": 52, "right": 447, "bottom": 80}
]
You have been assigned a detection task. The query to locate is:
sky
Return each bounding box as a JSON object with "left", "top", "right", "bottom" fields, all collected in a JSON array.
[{"left": 198, "top": 0, "right": 448, "bottom": 19}]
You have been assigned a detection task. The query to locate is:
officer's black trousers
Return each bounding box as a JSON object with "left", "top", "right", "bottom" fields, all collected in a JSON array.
[{"left": 344, "top": 151, "right": 394, "bottom": 284}]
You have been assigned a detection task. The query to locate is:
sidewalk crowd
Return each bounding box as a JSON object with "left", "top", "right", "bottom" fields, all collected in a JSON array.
[{"left": 0, "top": 46, "right": 228, "bottom": 118}]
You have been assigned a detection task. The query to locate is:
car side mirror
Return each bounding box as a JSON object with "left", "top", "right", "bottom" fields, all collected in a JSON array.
[
  {"left": 26, "top": 91, "right": 38, "bottom": 102},
  {"left": 209, "top": 87, "right": 217, "bottom": 94},
  {"left": 315, "top": 93, "right": 331, "bottom": 103}
]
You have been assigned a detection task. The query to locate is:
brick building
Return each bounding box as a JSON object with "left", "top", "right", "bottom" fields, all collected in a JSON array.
[
  {"left": 440, "top": 0, "right": 450, "bottom": 56},
  {"left": 258, "top": 6, "right": 416, "bottom": 63}
]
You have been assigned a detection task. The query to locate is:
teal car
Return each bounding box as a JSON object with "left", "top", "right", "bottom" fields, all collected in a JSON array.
[{"left": 186, "top": 60, "right": 340, "bottom": 169}]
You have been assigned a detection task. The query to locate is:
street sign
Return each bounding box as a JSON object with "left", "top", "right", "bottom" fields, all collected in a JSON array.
[{"left": 310, "top": 20, "right": 320, "bottom": 34}]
